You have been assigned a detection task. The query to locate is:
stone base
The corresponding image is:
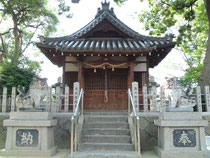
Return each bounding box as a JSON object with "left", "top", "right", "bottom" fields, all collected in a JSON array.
[
  {"left": 0, "top": 112, "right": 57, "bottom": 157},
  {"left": 154, "top": 146, "right": 206, "bottom": 158},
  {"left": 0, "top": 146, "right": 57, "bottom": 157},
  {"left": 166, "top": 107, "right": 193, "bottom": 112},
  {"left": 154, "top": 112, "right": 208, "bottom": 158}
]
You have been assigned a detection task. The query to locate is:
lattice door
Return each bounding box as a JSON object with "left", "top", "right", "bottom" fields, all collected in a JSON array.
[{"left": 84, "top": 68, "right": 128, "bottom": 110}]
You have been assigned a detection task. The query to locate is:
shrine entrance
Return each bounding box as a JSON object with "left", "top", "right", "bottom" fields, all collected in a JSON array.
[{"left": 84, "top": 68, "right": 128, "bottom": 110}]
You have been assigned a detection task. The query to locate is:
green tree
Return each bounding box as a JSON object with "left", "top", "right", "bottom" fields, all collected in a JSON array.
[
  {"left": 0, "top": 63, "right": 36, "bottom": 94},
  {"left": 0, "top": 0, "right": 59, "bottom": 92},
  {"left": 0, "top": 0, "right": 58, "bottom": 65},
  {"left": 114, "top": 0, "right": 210, "bottom": 87},
  {"left": 200, "top": 0, "right": 210, "bottom": 88}
]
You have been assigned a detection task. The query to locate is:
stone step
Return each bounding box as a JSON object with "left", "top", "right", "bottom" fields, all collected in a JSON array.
[
  {"left": 83, "top": 122, "right": 129, "bottom": 129},
  {"left": 78, "top": 143, "right": 134, "bottom": 151},
  {"left": 84, "top": 115, "right": 128, "bottom": 123},
  {"left": 82, "top": 135, "right": 131, "bottom": 143},
  {"left": 74, "top": 151, "right": 139, "bottom": 158},
  {"left": 82, "top": 128, "right": 130, "bottom": 135},
  {"left": 84, "top": 110, "right": 128, "bottom": 115}
]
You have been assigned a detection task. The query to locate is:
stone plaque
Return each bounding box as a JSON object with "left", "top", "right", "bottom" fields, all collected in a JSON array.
[
  {"left": 173, "top": 129, "right": 196, "bottom": 147},
  {"left": 16, "top": 129, "right": 38, "bottom": 147}
]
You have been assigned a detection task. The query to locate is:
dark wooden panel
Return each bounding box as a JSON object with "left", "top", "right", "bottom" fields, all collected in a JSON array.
[
  {"left": 65, "top": 72, "right": 78, "bottom": 88},
  {"left": 84, "top": 90, "right": 128, "bottom": 110},
  {"left": 134, "top": 72, "right": 147, "bottom": 88},
  {"left": 84, "top": 68, "right": 128, "bottom": 110},
  {"left": 84, "top": 68, "right": 128, "bottom": 90}
]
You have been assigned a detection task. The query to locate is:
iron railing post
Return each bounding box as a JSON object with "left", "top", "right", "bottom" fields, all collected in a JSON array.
[
  {"left": 128, "top": 90, "right": 130, "bottom": 115},
  {"left": 134, "top": 117, "right": 137, "bottom": 151},
  {"left": 70, "top": 88, "right": 84, "bottom": 157},
  {"left": 137, "top": 116, "right": 141, "bottom": 158},
  {"left": 128, "top": 88, "right": 141, "bottom": 157},
  {"left": 74, "top": 118, "right": 78, "bottom": 151},
  {"left": 81, "top": 91, "right": 84, "bottom": 116},
  {"left": 71, "top": 116, "right": 74, "bottom": 158}
]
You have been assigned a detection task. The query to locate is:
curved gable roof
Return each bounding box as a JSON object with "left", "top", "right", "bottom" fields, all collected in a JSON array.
[
  {"left": 37, "top": 1, "right": 176, "bottom": 68},
  {"left": 42, "top": 1, "right": 173, "bottom": 43}
]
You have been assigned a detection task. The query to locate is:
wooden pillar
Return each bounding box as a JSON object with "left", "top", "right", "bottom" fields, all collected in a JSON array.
[
  {"left": 146, "top": 56, "right": 149, "bottom": 83},
  {"left": 78, "top": 61, "right": 84, "bottom": 89},
  {"left": 128, "top": 61, "right": 134, "bottom": 89},
  {"left": 62, "top": 62, "right": 66, "bottom": 84}
]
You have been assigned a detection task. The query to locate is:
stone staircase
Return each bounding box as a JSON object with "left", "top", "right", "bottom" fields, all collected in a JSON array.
[{"left": 74, "top": 111, "right": 138, "bottom": 158}]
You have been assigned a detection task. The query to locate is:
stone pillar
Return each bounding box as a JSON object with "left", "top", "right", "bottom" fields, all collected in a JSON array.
[
  {"left": 132, "top": 82, "right": 139, "bottom": 112},
  {"left": 0, "top": 112, "right": 57, "bottom": 157},
  {"left": 154, "top": 112, "right": 208, "bottom": 158}
]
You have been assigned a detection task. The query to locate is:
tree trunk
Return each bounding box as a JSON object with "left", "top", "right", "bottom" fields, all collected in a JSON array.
[
  {"left": 12, "top": 13, "right": 21, "bottom": 65},
  {"left": 199, "top": 0, "right": 210, "bottom": 88}
]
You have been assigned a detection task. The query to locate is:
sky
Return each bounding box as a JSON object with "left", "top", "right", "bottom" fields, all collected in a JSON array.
[{"left": 33, "top": 0, "right": 187, "bottom": 86}]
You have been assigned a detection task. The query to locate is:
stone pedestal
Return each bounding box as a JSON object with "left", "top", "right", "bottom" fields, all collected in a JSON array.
[
  {"left": 0, "top": 112, "right": 57, "bottom": 157},
  {"left": 154, "top": 112, "right": 208, "bottom": 158},
  {"left": 166, "top": 106, "right": 194, "bottom": 112}
]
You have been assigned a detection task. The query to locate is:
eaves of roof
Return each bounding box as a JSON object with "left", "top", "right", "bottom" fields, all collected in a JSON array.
[{"left": 37, "top": 38, "right": 175, "bottom": 53}]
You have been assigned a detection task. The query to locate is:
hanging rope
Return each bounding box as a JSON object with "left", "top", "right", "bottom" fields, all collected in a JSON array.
[{"left": 84, "top": 62, "right": 128, "bottom": 70}]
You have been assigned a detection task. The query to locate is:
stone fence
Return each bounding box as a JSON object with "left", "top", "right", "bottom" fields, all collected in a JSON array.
[
  {"left": 134, "top": 83, "right": 210, "bottom": 113},
  {"left": 1, "top": 84, "right": 210, "bottom": 114},
  {"left": 0, "top": 83, "right": 81, "bottom": 114}
]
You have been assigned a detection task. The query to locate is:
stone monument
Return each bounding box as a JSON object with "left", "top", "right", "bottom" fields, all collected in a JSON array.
[
  {"left": 154, "top": 112, "right": 208, "bottom": 158},
  {"left": 0, "top": 77, "right": 57, "bottom": 157}
]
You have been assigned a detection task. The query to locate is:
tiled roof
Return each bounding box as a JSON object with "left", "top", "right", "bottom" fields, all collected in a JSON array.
[{"left": 38, "top": 38, "right": 174, "bottom": 52}]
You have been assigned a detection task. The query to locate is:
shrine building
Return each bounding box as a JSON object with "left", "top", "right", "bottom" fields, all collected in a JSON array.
[{"left": 37, "top": 1, "right": 175, "bottom": 111}]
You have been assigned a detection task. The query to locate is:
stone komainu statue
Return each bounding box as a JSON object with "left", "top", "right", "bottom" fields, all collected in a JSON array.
[
  {"left": 16, "top": 77, "right": 48, "bottom": 111},
  {"left": 165, "top": 77, "right": 196, "bottom": 110}
]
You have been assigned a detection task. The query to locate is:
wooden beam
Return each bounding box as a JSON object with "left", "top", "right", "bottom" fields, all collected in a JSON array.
[{"left": 134, "top": 61, "right": 147, "bottom": 64}]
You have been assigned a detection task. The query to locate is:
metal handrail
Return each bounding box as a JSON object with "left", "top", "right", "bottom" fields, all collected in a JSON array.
[
  {"left": 73, "top": 89, "right": 84, "bottom": 117},
  {"left": 128, "top": 88, "right": 141, "bottom": 158},
  {"left": 71, "top": 89, "right": 84, "bottom": 158},
  {"left": 128, "top": 88, "right": 137, "bottom": 117}
]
